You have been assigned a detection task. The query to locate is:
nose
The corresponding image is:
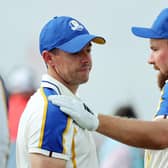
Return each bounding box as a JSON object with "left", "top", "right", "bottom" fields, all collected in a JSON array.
[
  {"left": 148, "top": 53, "right": 154, "bottom": 64},
  {"left": 80, "top": 50, "right": 91, "bottom": 62}
]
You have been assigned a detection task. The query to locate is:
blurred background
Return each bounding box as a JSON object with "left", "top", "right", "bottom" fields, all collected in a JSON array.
[{"left": 0, "top": 0, "right": 167, "bottom": 120}]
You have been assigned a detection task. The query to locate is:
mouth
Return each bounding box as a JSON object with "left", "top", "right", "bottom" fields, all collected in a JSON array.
[{"left": 79, "top": 65, "right": 91, "bottom": 72}]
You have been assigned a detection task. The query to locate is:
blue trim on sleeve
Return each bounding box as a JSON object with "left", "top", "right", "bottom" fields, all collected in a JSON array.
[
  {"left": 41, "top": 87, "right": 68, "bottom": 153},
  {"left": 156, "top": 82, "right": 168, "bottom": 116}
]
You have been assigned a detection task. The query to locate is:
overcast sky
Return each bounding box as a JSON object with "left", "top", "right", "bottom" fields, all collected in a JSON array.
[{"left": 1, "top": 1, "right": 168, "bottom": 119}]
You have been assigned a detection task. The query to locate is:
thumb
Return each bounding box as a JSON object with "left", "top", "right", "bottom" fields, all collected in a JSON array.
[{"left": 48, "top": 95, "right": 69, "bottom": 107}]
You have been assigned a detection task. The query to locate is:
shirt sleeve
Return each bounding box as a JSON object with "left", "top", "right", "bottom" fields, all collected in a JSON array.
[
  {"left": 155, "top": 82, "right": 168, "bottom": 119},
  {"left": 28, "top": 87, "right": 74, "bottom": 160}
]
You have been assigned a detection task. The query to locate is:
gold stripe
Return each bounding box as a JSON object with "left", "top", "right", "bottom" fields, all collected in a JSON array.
[
  {"left": 38, "top": 87, "right": 48, "bottom": 147},
  {"left": 158, "top": 90, "right": 163, "bottom": 109},
  {"left": 62, "top": 117, "right": 72, "bottom": 154},
  {"left": 145, "top": 151, "right": 151, "bottom": 168},
  {"left": 155, "top": 89, "right": 164, "bottom": 116},
  {"left": 72, "top": 128, "right": 77, "bottom": 168}
]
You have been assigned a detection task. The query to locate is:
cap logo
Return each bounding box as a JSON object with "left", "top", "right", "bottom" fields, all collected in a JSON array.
[{"left": 69, "top": 20, "right": 84, "bottom": 31}]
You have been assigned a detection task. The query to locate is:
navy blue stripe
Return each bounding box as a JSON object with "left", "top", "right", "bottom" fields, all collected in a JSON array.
[{"left": 42, "top": 80, "right": 61, "bottom": 95}]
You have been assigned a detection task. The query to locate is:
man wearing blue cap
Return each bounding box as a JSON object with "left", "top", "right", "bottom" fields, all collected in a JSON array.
[
  {"left": 49, "top": 8, "right": 168, "bottom": 168},
  {"left": 16, "top": 16, "right": 105, "bottom": 168}
]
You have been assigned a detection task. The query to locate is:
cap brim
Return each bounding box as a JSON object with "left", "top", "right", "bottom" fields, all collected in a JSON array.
[
  {"left": 58, "top": 34, "right": 105, "bottom": 53},
  {"left": 131, "top": 27, "right": 162, "bottom": 39}
]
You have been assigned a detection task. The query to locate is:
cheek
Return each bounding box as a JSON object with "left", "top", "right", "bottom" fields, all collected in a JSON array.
[
  {"left": 88, "top": 56, "right": 92, "bottom": 63},
  {"left": 55, "top": 62, "right": 73, "bottom": 75},
  {"left": 159, "top": 52, "right": 168, "bottom": 64},
  {"left": 157, "top": 52, "right": 168, "bottom": 73}
]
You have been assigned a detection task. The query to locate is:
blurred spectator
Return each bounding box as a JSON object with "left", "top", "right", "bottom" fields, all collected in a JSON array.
[
  {"left": 6, "top": 66, "right": 36, "bottom": 168},
  {"left": 0, "top": 75, "right": 9, "bottom": 168},
  {"left": 99, "top": 105, "right": 144, "bottom": 168}
]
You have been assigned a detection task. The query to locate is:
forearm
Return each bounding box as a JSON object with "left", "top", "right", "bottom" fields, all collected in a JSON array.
[{"left": 97, "top": 114, "right": 168, "bottom": 149}]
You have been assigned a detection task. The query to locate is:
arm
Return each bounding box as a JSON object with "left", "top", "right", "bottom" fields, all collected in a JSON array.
[
  {"left": 30, "top": 153, "right": 66, "bottom": 168},
  {"left": 26, "top": 92, "right": 73, "bottom": 168},
  {"left": 97, "top": 114, "right": 168, "bottom": 149},
  {"left": 48, "top": 95, "right": 168, "bottom": 149}
]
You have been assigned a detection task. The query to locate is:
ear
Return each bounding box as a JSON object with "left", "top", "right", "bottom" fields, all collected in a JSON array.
[{"left": 42, "top": 51, "right": 52, "bottom": 64}]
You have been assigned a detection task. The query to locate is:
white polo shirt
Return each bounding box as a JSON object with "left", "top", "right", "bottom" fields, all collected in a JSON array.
[
  {"left": 144, "top": 81, "right": 168, "bottom": 168},
  {"left": 16, "top": 74, "right": 98, "bottom": 168}
]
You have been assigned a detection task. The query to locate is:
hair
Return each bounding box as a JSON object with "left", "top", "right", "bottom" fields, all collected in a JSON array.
[
  {"left": 49, "top": 48, "right": 59, "bottom": 55},
  {"left": 157, "top": 72, "right": 168, "bottom": 90},
  {"left": 114, "top": 105, "right": 137, "bottom": 119}
]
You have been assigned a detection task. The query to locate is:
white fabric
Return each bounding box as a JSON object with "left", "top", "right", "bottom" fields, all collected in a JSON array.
[
  {"left": 16, "top": 74, "right": 98, "bottom": 168},
  {"left": 145, "top": 148, "right": 168, "bottom": 168},
  {"left": 144, "top": 118, "right": 168, "bottom": 168}
]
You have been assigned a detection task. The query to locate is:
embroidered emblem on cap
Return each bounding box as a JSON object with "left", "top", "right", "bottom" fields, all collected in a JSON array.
[{"left": 69, "top": 20, "right": 84, "bottom": 31}]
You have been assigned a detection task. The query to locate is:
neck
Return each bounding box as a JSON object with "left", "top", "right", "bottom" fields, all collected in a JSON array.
[{"left": 47, "top": 68, "right": 78, "bottom": 94}]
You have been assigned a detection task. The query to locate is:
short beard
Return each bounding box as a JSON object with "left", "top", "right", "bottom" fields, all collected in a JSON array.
[{"left": 157, "top": 72, "right": 168, "bottom": 90}]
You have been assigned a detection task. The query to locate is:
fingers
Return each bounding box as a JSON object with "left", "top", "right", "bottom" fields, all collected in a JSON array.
[
  {"left": 60, "top": 107, "right": 75, "bottom": 116},
  {"left": 48, "top": 95, "right": 72, "bottom": 107},
  {"left": 48, "top": 95, "right": 65, "bottom": 102}
]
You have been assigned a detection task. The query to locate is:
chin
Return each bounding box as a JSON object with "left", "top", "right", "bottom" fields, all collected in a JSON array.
[{"left": 80, "top": 78, "right": 89, "bottom": 84}]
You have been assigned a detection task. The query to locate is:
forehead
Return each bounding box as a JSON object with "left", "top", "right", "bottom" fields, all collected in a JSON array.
[{"left": 150, "top": 39, "right": 168, "bottom": 46}]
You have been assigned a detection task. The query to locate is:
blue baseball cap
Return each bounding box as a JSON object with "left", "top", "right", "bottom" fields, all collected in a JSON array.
[
  {"left": 39, "top": 16, "right": 105, "bottom": 54},
  {"left": 131, "top": 8, "right": 168, "bottom": 39}
]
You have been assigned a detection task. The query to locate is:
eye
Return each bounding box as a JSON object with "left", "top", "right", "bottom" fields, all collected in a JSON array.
[
  {"left": 153, "top": 48, "right": 158, "bottom": 52},
  {"left": 151, "top": 46, "right": 158, "bottom": 52},
  {"left": 87, "top": 47, "right": 91, "bottom": 53}
]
